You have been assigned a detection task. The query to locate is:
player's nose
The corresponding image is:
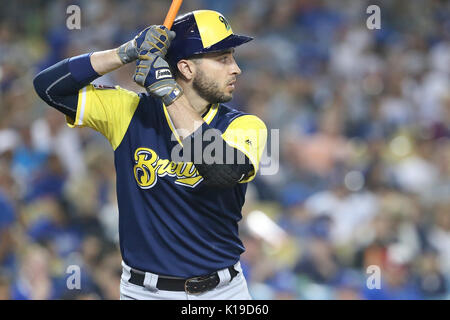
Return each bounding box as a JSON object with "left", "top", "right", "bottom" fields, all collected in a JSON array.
[{"left": 230, "top": 56, "right": 241, "bottom": 75}]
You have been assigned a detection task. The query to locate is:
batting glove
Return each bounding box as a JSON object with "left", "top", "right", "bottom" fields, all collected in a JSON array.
[
  {"left": 116, "top": 25, "right": 176, "bottom": 64},
  {"left": 134, "top": 52, "right": 183, "bottom": 106}
]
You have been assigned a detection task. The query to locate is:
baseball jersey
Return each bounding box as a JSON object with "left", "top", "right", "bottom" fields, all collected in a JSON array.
[{"left": 66, "top": 84, "right": 267, "bottom": 277}]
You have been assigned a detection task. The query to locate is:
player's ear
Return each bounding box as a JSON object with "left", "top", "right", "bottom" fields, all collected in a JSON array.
[{"left": 177, "top": 59, "right": 196, "bottom": 81}]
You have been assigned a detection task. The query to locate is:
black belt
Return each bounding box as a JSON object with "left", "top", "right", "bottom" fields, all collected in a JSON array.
[{"left": 128, "top": 266, "right": 239, "bottom": 294}]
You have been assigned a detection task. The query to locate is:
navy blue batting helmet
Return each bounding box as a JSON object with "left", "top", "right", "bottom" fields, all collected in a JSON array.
[{"left": 166, "top": 10, "right": 253, "bottom": 68}]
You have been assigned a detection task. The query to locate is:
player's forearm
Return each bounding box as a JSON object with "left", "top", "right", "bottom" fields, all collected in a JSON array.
[
  {"left": 90, "top": 49, "right": 124, "bottom": 75},
  {"left": 34, "top": 48, "right": 128, "bottom": 119},
  {"left": 33, "top": 53, "right": 100, "bottom": 118}
]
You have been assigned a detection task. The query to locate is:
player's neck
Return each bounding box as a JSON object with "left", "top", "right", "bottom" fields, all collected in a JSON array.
[{"left": 179, "top": 83, "right": 210, "bottom": 116}]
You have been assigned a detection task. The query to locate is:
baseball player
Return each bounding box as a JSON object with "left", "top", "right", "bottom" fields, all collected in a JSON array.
[{"left": 33, "top": 10, "right": 267, "bottom": 300}]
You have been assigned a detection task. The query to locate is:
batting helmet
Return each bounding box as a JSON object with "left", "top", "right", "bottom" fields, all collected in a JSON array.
[{"left": 166, "top": 10, "right": 253, "bottom": 68}]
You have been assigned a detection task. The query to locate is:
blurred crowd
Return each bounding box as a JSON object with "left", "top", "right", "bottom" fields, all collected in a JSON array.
[{"left": 0, "top": 0, "right": 449, "bottom": 300}]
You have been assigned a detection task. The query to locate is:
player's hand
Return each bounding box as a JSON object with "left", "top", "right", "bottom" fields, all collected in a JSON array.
[
  {"left": 116, "top": 25, "right": 176, "bottom": 64},
  {"left": 134, "top": 53, "right": 183, "bottom": 106}
]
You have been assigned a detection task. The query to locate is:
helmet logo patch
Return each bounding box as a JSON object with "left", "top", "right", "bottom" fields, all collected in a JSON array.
[{"left": 219, "top": 16, "right": 231, "bottom": 31}]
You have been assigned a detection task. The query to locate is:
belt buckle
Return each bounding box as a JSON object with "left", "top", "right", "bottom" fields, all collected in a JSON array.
[{"left": 184, "top": 275, "right": 211, "bottom": 295}]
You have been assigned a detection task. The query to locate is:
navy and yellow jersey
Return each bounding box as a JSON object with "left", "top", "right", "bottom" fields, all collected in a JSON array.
[{"left": 66, "top": 84, "right": 267, "bottom": 277}]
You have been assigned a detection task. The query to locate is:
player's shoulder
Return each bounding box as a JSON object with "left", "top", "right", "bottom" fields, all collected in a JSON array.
[
  {"left": 217, "top": 104, "right": 248, "bottom": 123},
  {"left": 94, "top": 84, "right": 151, "bottom": 102},
  {"left": 216, "top": 104, "right": 266, "bottom": 132}
]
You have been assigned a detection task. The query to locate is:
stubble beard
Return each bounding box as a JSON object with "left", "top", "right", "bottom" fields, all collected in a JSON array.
[{"left": 193, "top": 68, "right": 233, "bottom": 104}]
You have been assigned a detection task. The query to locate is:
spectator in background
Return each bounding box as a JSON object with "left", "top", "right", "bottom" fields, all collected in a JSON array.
[
  {"left": 415, "top": 249, "right": 447, "bottom": 299},
  {"left": 31, "top": 108, "right": 86, "bottom": 180},
  {"left": 0, "top": 275, "right": 11, "bottom": 300},
  {"left": 428, "top": 202, "right": 450, "bottom": 275},
  {"left": 24, "top": 197, "right": 82, "bottom": 259},
  {"left": 294, "top": 235, "right": 344, "bottom": 286},
  {"left": 10, "top": 122, "right": 48, "bottom": 193},
  {"left": 10, "top": 245, "right": 63, "bottom": 300},
  {"left": 24, "top": 153, "right": 67, "bottom": 203},
  {"left": 362, "top": 259, "right": 423, "bottom": 300},
  {"left": 0, "top": 163, "right": 18, "bottom": 275}
]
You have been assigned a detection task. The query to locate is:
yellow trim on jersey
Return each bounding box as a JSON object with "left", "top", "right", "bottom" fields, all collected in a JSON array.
[
  {"left": 66, "top": 84, "right": 140, "bottom": 150},
  {"left": 221, "top": 115, "right": 267, "bottom": 183},
  {"left": 194, "top": 10, "right": 234, "bottom": 48},
  {"left": 162, "top": 103, "right": 219, "bottom": 146},
  {"left": 163, "top": 103, "right": 183, "bottom": 145},
  {"left": 203, "top": 104, "right": 219, "bottom": 124}
]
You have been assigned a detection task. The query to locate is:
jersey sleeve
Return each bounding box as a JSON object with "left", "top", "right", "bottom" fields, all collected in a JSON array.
[
  {"left": 66, "top": 84, "right": 140, "bottom": 150},
  {"left": 221, "top": 115, "right": 267, "bottom": 183}
]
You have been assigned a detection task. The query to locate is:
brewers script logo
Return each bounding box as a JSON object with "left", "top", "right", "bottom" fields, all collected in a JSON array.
[{"left": 133, "top": 147, "right": 203, "bottom": 189}]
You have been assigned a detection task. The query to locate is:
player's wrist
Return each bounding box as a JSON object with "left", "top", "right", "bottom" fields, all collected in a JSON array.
[
  {"left": 116, "top": 40, "right": 138, "bottom": 64},
  {"left": 162, "top": 83, "right": 184, "bottom": 106},
  {"left": 145, "top": 81, "right": 183, "bottom": 106}
]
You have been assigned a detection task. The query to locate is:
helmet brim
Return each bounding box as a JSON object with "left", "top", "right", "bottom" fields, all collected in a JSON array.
[
  {"left": 183, "top": 34, "right": 253, "bottom": 60},
  {"left": 203, "top": 34, "right": 253, "bottom": 52}
]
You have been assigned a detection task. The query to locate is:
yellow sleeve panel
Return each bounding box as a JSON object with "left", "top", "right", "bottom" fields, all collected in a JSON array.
[
  {"left": 221, "top": 115, "right": 267, "bottom": 183},
  {"left": 66, "top": 84, "right": 140, "bottom": 150}
]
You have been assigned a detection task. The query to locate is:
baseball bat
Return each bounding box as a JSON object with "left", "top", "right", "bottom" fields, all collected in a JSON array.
[{"left": 163, "top": 0, "right": 183, "bottom": 29}]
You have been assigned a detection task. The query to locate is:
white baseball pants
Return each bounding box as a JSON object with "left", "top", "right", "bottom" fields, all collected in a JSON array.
[{"left": 119, "top": 261, "right": 252, "bottom": 300}]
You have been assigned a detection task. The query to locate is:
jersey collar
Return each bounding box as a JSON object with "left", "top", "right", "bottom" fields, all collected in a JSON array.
[
  {"left": 162, "top": 103, "right": 220, "bottom": 146},
  {"left": 202, "top": 103, "right": 219, "bottom": 125}
]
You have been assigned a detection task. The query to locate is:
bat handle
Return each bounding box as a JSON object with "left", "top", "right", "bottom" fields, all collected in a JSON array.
[{"left": 163, "top": 0, "right": 183, "bottom": 29}]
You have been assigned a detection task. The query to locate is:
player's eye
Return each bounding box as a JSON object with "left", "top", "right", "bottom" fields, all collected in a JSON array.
[
  {"left": 218, "top": 55, "right": 234, "bottom": 64},
  {"left": 218, "top": 56, "right": 228, "bottom": 63}
]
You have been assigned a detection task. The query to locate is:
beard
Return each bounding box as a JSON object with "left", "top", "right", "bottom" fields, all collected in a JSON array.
[{"left": 193, "top": 68, "right": 233, "bottom": 104}]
